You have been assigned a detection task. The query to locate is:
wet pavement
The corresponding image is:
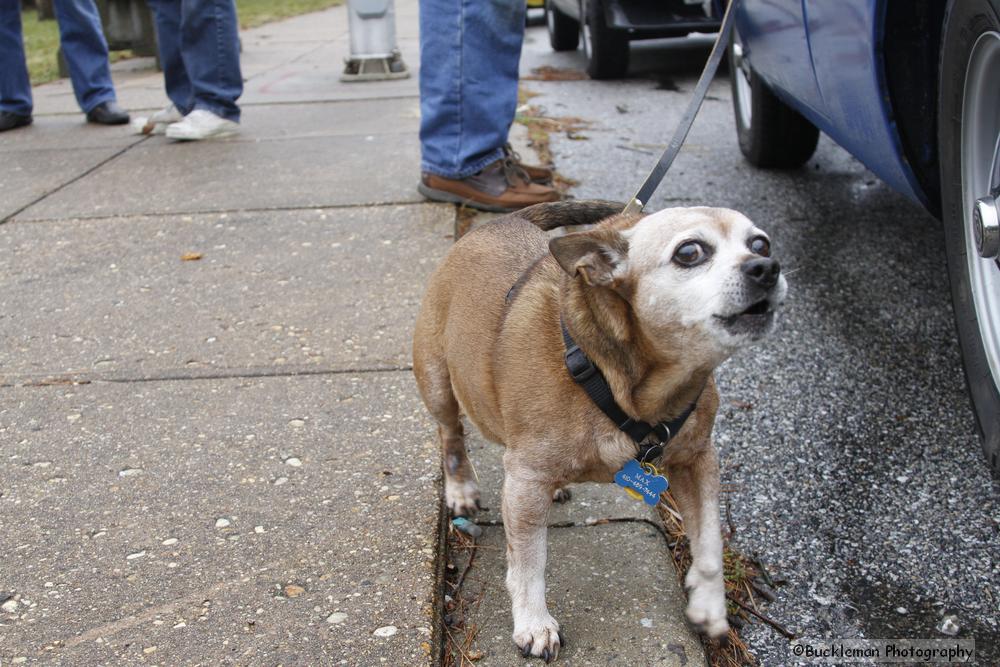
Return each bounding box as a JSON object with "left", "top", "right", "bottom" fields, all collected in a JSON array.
[{"left": 517, "top": 23, "right": 1000, "bottom": 666}]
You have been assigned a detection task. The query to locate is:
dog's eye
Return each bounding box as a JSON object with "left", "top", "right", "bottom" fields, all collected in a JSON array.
[
  {"left": 749, "top": 236, "right": 771, "bottom": 257},
  {"left": 673, "top": 241, "right": 709, "bottom": 267}
]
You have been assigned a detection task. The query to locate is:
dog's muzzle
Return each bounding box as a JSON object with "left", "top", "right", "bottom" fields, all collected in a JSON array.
[{"left": 714, "top": 257, "right": 784, "bottom": 336}]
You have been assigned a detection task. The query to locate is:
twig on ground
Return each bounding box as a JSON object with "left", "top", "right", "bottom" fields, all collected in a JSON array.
[
  {"left": 729, "top": 597, "right": 796, "bottom": 639},
  {"left": 725, "top": 498, "right": 737, "bottom": 539},
  {"left": 445, "top": 624, "right": 479, "bottom": 666},
  {"left": 453, "top": 533, "right": 478, "bottom": 594},
  {"left": 443, "top": 528, "right": 484, "bottom": 666},
  {"left": 750, "top": 556, "right": 777, "bottom": 588},
  {"left": 743, "top": 580, "right": 757, "bottom": 610},
  {"left": 750, "top": 580, "right": 776, "bottom": 602}
]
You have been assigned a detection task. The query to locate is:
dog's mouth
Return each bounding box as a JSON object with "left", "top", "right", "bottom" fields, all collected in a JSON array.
[
  {"left": 714, "top": 298, "right": 777, "bottom": 333},
  {"left": 740, "top": 299, "right": 772, "bottom": 317}
]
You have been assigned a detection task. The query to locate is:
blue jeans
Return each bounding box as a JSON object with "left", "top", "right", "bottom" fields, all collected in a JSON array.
[
  {"left": 145, "top": 0, "right": 242, "bottom": 122},
  {"left": 0, "top": 0, "right": 117, "bottom": 115},
  {"left": 419, "top": 0, "right": 525, "bottom": 179}
]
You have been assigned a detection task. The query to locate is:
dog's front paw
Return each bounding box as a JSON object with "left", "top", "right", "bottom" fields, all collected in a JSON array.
[
  {"left": 445, "top": 477, "right": 480, "bottom": 517},
  {"left": 684, "top": 567, "right": 729, "bottom": 638},
  {"left": 512, "top": 613, "right": 562, "bottom": 663}
]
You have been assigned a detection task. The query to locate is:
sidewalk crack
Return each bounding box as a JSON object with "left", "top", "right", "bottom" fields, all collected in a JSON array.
[{"left": 1, "top": 136, "right": 151, "bottom": 225}]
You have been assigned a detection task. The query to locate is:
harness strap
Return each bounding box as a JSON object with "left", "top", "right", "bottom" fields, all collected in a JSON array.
[{"left": 562, "top": 322, "right": 699, "bottom": 462}]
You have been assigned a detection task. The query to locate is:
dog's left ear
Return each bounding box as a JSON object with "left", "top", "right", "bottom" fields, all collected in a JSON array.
[{"left": 549, "top": 228, "right": 629, "bottom": 287}]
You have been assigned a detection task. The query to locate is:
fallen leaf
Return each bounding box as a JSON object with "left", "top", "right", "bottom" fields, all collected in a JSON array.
[
  {"left": 181, "top": 252, "right": 203, "bottom": 261},
  {"left": 523, "top": 66, "right": 588, "bottom": 81}
]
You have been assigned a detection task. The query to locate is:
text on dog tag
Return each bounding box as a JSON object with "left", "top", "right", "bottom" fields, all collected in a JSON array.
[{"left": 614, "top": 459, "right": 668, "bottom": 505}]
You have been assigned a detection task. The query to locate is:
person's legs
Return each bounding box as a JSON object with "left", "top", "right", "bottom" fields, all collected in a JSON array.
[
  {"left": 179, "top": 0, "right": 242, "bottom": 122},
  {"left": 52, "top": 0, "right": 116, "bottom": 113},
  {"left": 0, "top": 2, "right": 32, "bottom": 117},
  {"left": 146, "top": 0, "right": 194, "bottom": 114},
  {"left": 419, "top": 0, "right": 526, "bottom": 179}
]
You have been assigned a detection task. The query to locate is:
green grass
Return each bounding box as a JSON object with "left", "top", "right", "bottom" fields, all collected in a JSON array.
[
  {"left": 21, "top": 0, "right": 343, "bottom": 86},
  {"left": 22, "top": 9, "right": 61, "bottom": 86},
  {"left": 236, "top": 0, "right": 343, "bottom": 29}
]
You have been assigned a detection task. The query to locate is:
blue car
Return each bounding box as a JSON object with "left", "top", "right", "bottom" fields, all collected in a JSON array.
[{"left": 728, "top": 0, "right": 1000, "bottom": 474}]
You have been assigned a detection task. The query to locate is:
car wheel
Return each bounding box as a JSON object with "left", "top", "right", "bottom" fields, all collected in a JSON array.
[
  {"left": 939, "top": 0, "right": 1000, "bottom": 476},
  {"left": 729, "top": 29, "right": 819, "bottom": 168},
  {"left": 581, "top": 0, "right": 629, "bottom": 80},
  {"left": 546, "top": 0, "right": 579, "bottom": 51}
]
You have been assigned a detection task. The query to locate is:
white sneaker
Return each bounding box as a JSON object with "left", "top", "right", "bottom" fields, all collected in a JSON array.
[
  {"left": 131, "top": 103, "right": 183, "bottom": 135},
  {"left": 165, "top": 109, "right": 240, "bottom": 141}
]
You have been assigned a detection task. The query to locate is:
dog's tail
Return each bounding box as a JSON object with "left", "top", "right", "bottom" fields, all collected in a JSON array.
[{"left": 515, "top": 200, "right": 625, "bottom": 231}]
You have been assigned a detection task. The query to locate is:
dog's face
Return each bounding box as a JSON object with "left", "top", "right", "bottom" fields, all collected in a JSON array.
[
  {"left": 550, "top": 206, "right": 786, "bottom": 359},
  {"left": 625, "top": 207, "right": 787, "bottom": 350}
]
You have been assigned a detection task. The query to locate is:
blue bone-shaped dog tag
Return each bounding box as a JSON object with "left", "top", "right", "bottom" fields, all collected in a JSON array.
[{"left": 614, "top": 459, "right": 668, "bottom": 505}]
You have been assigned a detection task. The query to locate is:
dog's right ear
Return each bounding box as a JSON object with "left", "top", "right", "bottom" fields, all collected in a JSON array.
[{"left": 549, "top": 228, "right": 629, "bottom": 287}]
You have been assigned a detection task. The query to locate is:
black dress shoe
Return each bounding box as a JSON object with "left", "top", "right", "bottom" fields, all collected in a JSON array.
[
  {"left": 86, "top": 101, "right": 130, "bottom": 125},
  {"left": 0, "top": 111, "right": 32, "bottom": 132}
]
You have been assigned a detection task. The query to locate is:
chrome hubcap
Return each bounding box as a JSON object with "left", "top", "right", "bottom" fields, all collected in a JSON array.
[
  {"left": 732, "top": 34, "right": 752, "bottom": 128},
  {"left": 974, "top": 196, "right": 1000, "bottom": 259},
  {"left": 962, "top": 31, "right": 1000, "bottom": 390}
]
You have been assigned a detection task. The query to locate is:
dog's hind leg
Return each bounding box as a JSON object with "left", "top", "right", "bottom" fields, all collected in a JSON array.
[{"left": 413, "top": 339, "right": 480, "bottom": 517}]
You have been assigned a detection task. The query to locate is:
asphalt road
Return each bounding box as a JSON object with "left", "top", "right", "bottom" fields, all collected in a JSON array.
[{"left": 519, "top": 22, "right": 1000, "bottom": 666}]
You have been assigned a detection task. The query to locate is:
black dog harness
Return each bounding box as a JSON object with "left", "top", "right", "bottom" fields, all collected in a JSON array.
[{"left": 562, "top": 323, "right": 700, "bottom": 463}]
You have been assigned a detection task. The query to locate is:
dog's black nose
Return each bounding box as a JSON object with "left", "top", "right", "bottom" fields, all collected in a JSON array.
[{"left": 741, "top": 257, "right": 781, "bottom": 289}]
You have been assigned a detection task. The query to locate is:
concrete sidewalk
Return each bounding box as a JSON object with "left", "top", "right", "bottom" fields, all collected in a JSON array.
[{"left": 0, "top": 4, "right": 703, "bottom": 665}]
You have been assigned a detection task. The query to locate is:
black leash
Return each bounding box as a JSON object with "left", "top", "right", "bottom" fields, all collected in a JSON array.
[
  {"left": 622, "top": 0, "right": 741, "bottom": 216},
  {"left": 562, "top": 323, "right": 699, "bottom": 463}
]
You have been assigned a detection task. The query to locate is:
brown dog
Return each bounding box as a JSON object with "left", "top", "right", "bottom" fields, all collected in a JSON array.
[{"left": 413, "top": 200, "right": 785, "bottom": 661}]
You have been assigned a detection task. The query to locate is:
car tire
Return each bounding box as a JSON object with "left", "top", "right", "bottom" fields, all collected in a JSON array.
[
  {"left": 581, "top": 0, "right": 629, "bottom": 80},
  {"left": 546, "top": 0, "right": 579, "bottom": 51},
  {"left": 939, "top": 0, "right": 1000, "bottom": 477},
  {"left": 729, "top": 29, "right": 819, "bottom": 168}
]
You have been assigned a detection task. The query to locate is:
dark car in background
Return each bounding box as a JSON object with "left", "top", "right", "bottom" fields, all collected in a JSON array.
[
  {"left": 544, "top": 0, "right": 720, "bottom": 78},
  {"left": 728, "top": 0, "right": 1000, "bottom": 475}
]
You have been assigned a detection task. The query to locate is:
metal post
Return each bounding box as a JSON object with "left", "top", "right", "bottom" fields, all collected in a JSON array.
[{"left": 341, "top": 0, "right": 409, "bottom": 82}]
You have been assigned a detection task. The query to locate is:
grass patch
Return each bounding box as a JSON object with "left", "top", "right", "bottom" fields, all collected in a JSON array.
[
  {"left": 22, "top": 9, "right": 61, "bottom": 86},
  {"left": 236, "top": 0, "right": 343, "bottom": 29},
  {"left": 20, "top": 0, "right": 343, "bottom": 86}
]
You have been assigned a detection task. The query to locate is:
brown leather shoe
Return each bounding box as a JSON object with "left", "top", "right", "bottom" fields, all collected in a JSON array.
[
  {"left": 418, "top": 158, "right": 560, "bottom": 212},
  {"left": 505, "top": 143, "right": 554, "bottom": 184}
]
